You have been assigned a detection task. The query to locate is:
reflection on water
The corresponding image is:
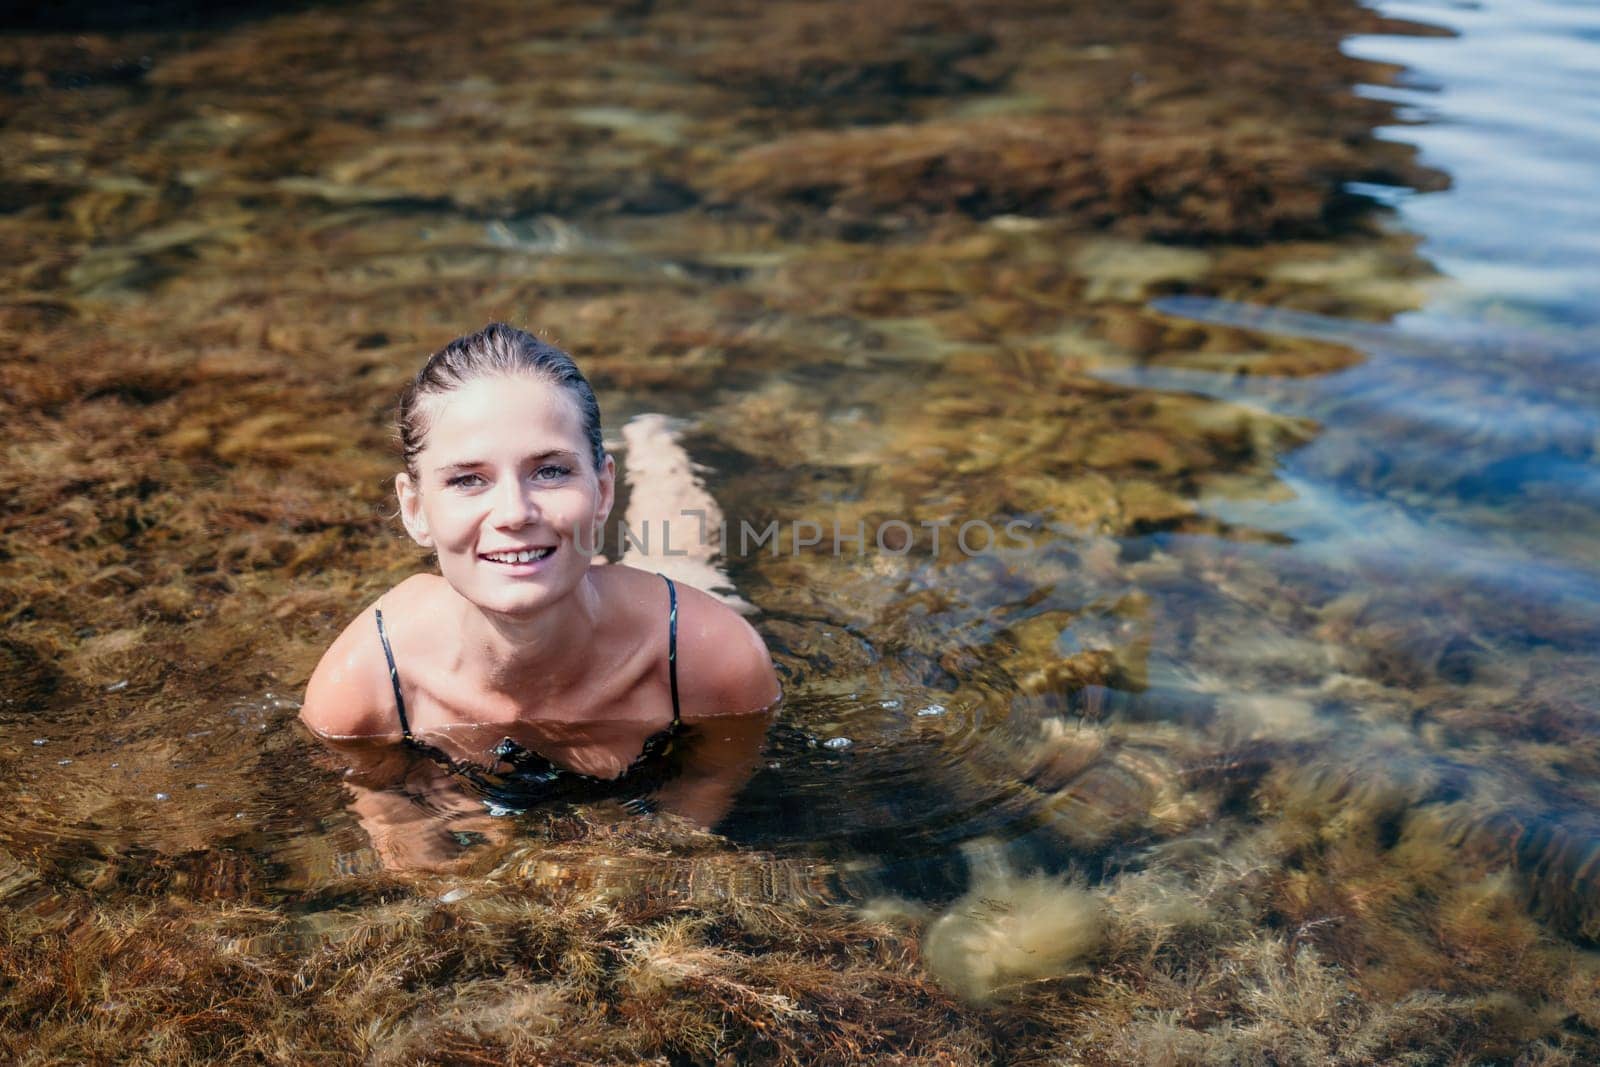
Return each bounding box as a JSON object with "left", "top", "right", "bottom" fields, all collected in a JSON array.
[
  {"left": 1, "top": 0, "right": 1598, "bottom": 1059},
  {"left": 1348, "top": 0, "right": 1600, "bottom": 324}
]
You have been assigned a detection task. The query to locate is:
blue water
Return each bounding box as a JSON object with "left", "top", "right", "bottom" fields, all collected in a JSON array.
[
  {"left": 1102, "top": 0, "right": 1600, "bottom": 624},
  {"left": 1350, "top": 0, "right": 1600, "bottom": 327}
]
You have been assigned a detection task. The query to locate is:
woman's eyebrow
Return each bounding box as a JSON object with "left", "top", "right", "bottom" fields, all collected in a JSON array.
[{"left": 433, "top": 450, "right": 577, "bottom": 474}]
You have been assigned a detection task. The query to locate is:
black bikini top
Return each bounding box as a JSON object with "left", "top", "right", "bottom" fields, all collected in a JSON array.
[{"left": 374, "top": 574, "right": 684, "bottom": 810}]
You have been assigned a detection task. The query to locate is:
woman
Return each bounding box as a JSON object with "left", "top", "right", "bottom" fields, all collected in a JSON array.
[{"left": 300, "top": 324, "right": 780, "bottom": 870}]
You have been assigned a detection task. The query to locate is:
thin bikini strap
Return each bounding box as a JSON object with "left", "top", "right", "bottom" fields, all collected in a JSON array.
[
  {"left": 373, "top": 607, "right": 414, "bottom": 742},
  {"left": 662, "top": 575, "right": 681, "bottom": 725}
]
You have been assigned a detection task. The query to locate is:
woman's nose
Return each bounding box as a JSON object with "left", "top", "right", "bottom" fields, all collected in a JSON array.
[{"left": 491, "top": 477, "right": 540, "bottom": 527}]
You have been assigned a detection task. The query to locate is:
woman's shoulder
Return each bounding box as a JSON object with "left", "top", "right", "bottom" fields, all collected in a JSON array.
[
  {"left": 299, "top": 576, "right": 441, "bottom": 742},
  {"left": 641, "top": 570, "right": 781, "bottom": 721}
]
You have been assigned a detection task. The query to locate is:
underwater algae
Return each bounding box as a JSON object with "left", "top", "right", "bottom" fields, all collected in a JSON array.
[{"left": 2, "top": 0, "right": 1600, "bottom": 1062}]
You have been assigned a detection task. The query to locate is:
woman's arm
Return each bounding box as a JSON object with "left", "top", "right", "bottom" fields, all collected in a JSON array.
[
  {"left": 657, "top": 582, "right": 783, "bottom": 829},
  {"left": 307, "top": 734, "right": 510, "bottom": 872},
  {"left": 301, "top": 604, "right": 508, "bottom": 872},
  {"left": 651, "top": 709, "right": 774, "bottom": 829}
]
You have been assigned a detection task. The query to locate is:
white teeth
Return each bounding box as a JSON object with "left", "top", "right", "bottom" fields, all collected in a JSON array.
[{"left": 485, "top": 547, "right": 553, "bottom": 564}]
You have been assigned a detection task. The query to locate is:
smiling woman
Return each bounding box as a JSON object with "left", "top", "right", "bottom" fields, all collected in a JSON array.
[{"left": 298, "top": 324, "right": 781, "bottom": 870}]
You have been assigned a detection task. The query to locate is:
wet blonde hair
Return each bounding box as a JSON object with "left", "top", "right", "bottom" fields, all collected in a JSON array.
[{"left": 397, "top": 323, "right": 604, "bottom": 477}]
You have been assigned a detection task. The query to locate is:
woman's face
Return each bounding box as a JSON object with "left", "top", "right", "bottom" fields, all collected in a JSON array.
[{"left": 396, "top": 373, "right": 613, "bottom": 617}]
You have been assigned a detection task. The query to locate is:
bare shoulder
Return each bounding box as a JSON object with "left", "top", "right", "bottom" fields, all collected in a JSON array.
[
  {"left": 299, "top": 575, "right": 434, "bottom": 742},
  {"left": 668, "top": 577, "right": 782, "bottom": 721}
]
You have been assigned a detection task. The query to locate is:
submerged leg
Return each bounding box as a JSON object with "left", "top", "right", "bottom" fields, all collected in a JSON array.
[{"left": 617, "top": 413, "right": 752, "bottom": 612}]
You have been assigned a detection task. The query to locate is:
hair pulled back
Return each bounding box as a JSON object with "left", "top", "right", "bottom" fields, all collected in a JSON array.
[{"left": 398, "top": 323, "right": 604, "bottom": 477}]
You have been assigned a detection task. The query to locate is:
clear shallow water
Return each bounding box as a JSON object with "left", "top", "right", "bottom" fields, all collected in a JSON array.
[
  {"left": 737, "top": 0, "right": 1600, "bottom": 890},
  {"left": 2, "top": 0, "right": 1600, "bottom": 1058},
  {"left": 1350, "top": 0, "right": 1600, "bottom": 325}
]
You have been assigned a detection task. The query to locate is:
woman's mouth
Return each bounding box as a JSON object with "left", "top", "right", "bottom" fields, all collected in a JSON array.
[{"left": 480, "top": 546, "right": 557, "bottom": 568}]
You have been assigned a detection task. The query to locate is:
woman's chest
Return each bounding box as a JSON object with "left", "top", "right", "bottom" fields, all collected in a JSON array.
[{"left": 402, "top": 656, "right": 670, "bottom": 780}]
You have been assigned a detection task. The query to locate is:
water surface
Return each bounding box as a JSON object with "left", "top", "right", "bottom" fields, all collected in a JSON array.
[{"left": 2, "top": 0, "right": 1598, "bottom": 1061}]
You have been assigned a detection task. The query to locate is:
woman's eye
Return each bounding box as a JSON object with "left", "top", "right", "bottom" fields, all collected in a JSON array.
[
  {"left": 446, "top": 473, "right": 485, "bottom": 488},
  {"left": 534, "top": 465, "right": 572, "bottom": 481}
]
